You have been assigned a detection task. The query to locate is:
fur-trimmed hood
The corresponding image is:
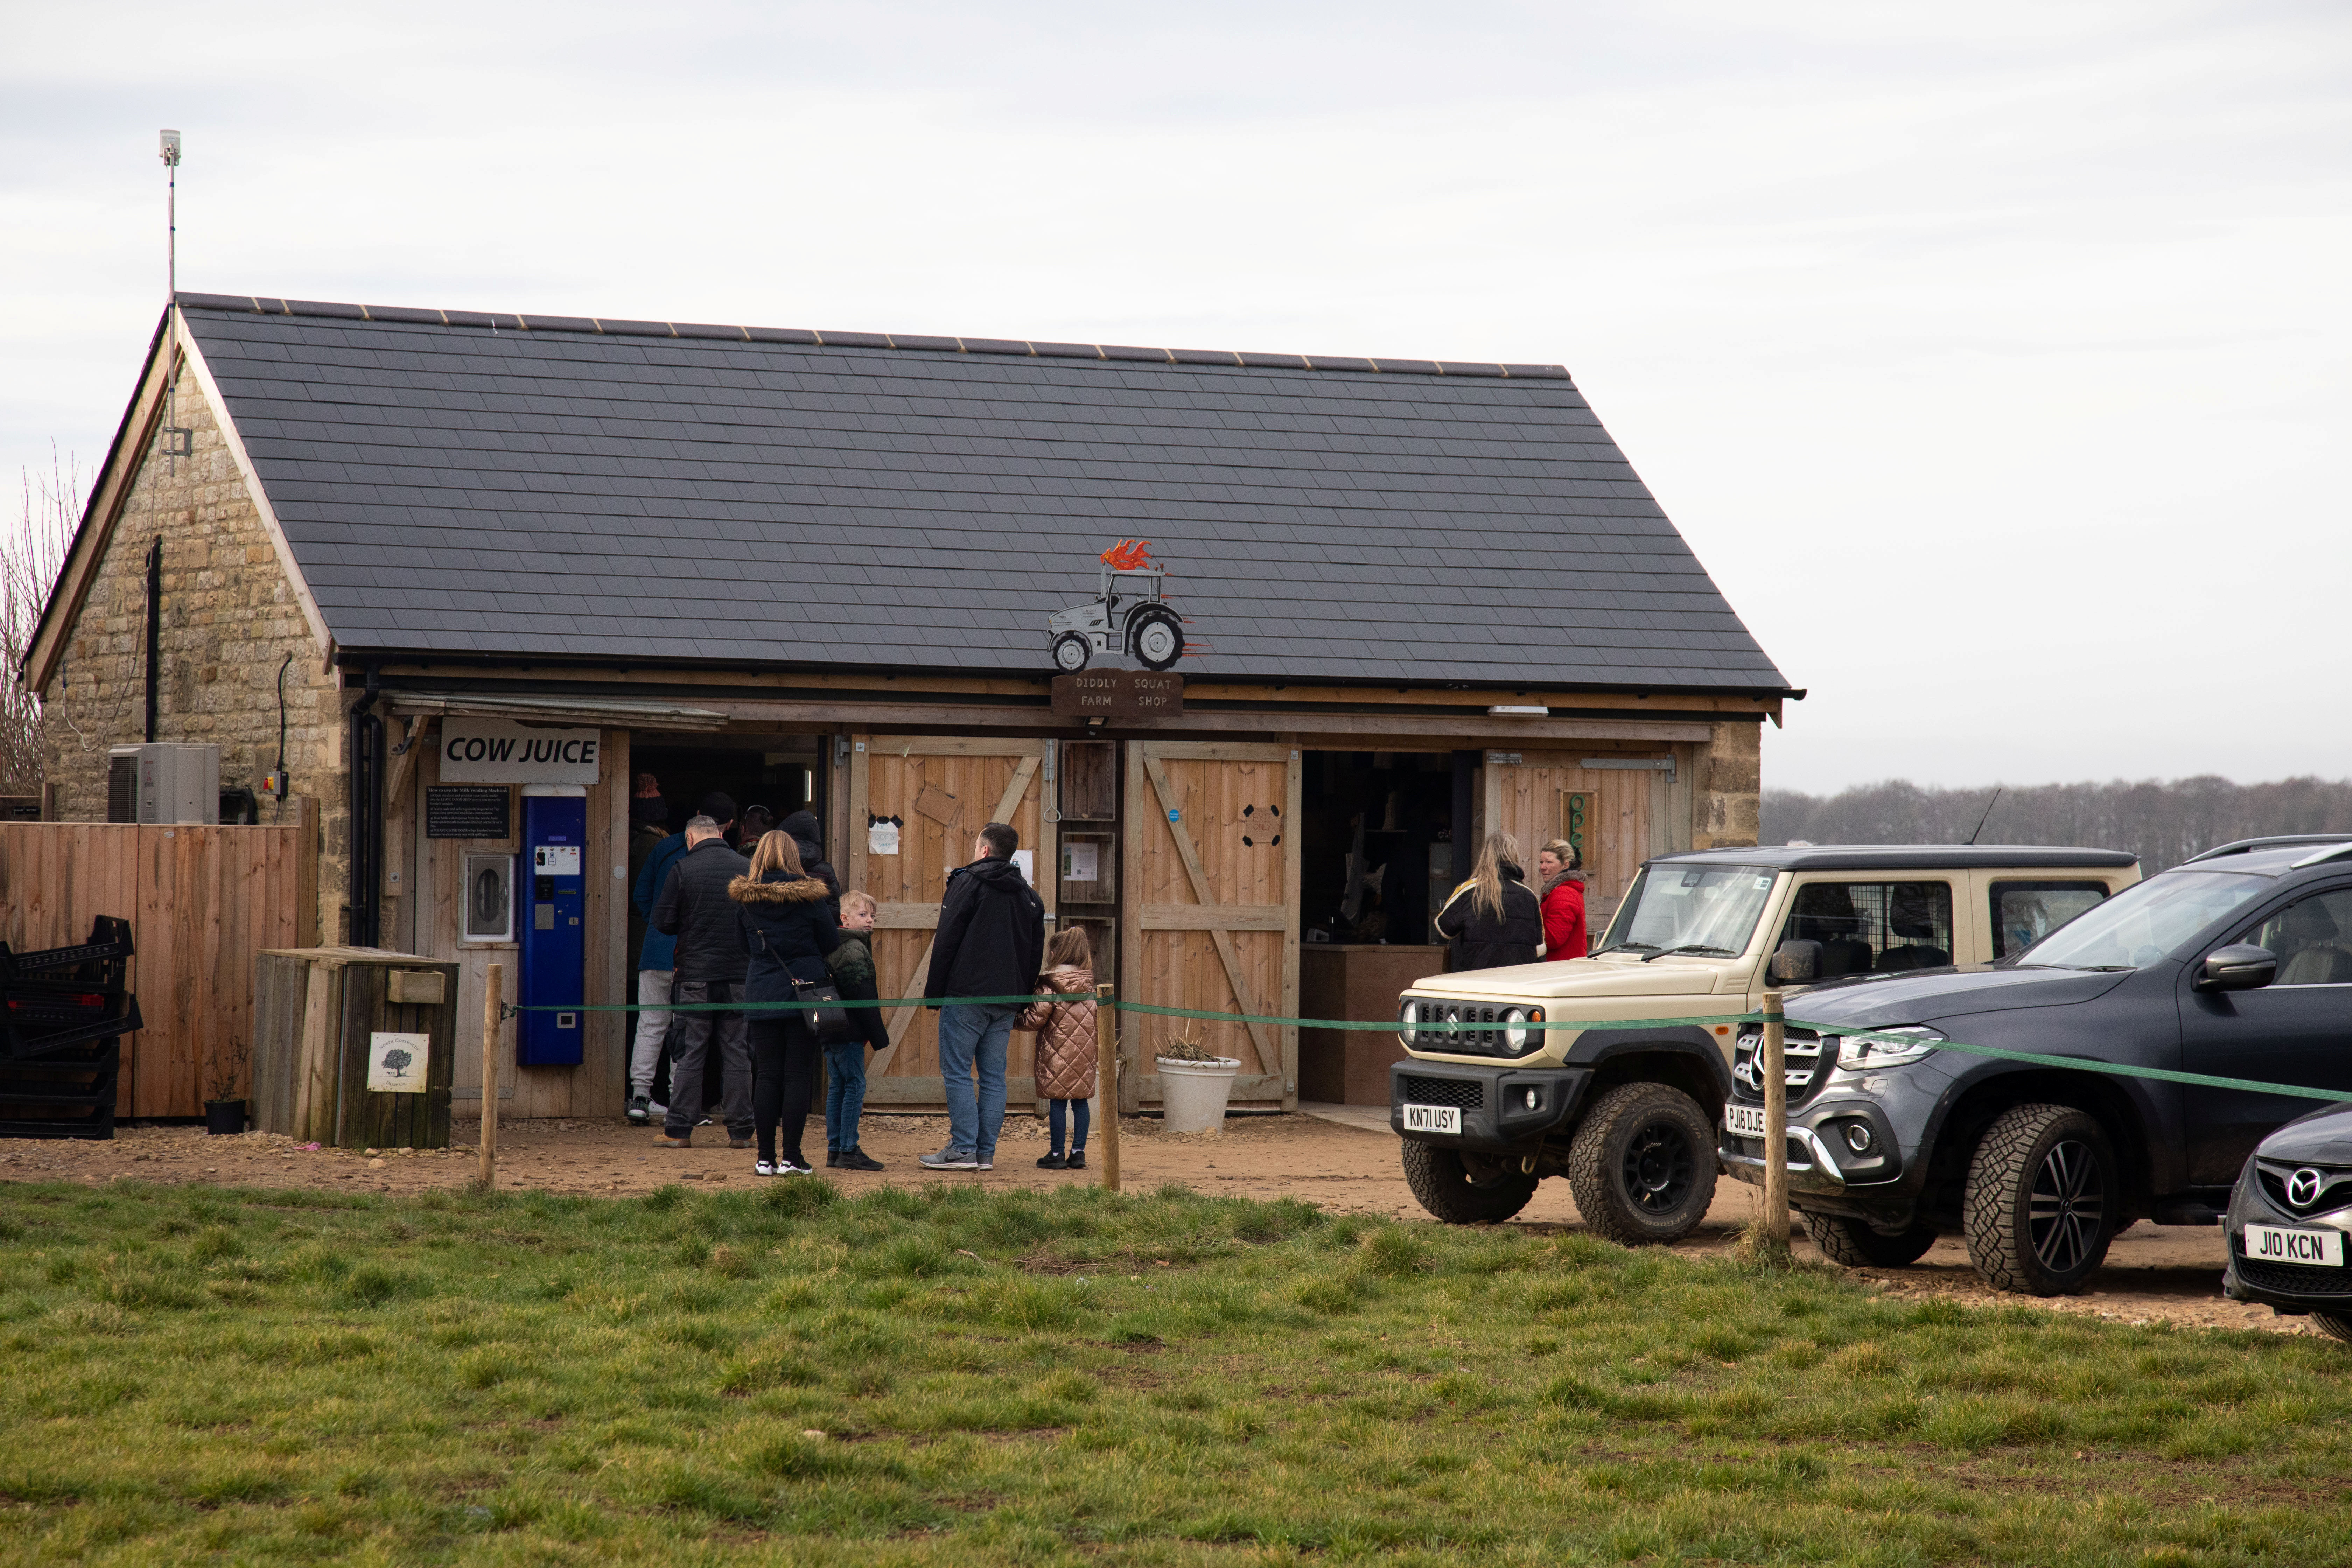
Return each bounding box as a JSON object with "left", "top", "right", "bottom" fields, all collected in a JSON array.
[
  {"left": 729, "top": 874, "right": 833, "bottom": 905},
  {"left": 1041, "top": 963, "right": 1094, "bottom": 995}
]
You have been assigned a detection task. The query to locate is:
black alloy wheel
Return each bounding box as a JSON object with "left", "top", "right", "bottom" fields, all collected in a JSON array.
[
  {"left": 1565, "top": 1082, "right": 1718, "bottom": 1246},
  {"left": 2028, "top": 1137, "right": 2106, "bottom": 1274},
  {"left": 1622, "top": 1118, "right": 1696, "bottom": 1216},
  {"left": 1962, "top": 1103, "right": 2119, "bottom": 1295}
]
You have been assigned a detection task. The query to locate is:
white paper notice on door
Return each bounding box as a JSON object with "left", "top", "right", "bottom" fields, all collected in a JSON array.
[
  {"left": 1063, "top": 842, "right": 1099, "bottom": 882},
  {"left": 868, "top": 820, "right": 901, "bottom": 855},
  {"left": 1011, "top": 849, "right": 1035, "bottom": 884},
  {"left": 367, "top": 1031, "right": 430, "bottom": 1094}
]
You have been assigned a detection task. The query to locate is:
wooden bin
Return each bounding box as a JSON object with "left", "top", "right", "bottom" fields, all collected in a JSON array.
[{"left": 252, "top": 947, "right": 459, "bottom": 1148}]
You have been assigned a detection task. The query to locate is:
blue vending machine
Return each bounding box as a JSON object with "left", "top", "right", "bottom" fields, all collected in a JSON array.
[{"left": 517, "top": 785, "right": 587, "bottom": 1066}]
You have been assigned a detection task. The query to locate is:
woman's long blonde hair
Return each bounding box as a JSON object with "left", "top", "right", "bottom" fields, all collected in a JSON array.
[
  {"left": 1468, "top": 832, "right": 1522, "bottom": 920},
  {"left": 748, "top": 830, "right": 807, "bottom": 881}
]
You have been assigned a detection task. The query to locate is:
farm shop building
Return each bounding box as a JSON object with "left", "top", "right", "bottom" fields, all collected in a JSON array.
[{"left": 27, "top": 293, "right": 1797, "bottom": 1116}]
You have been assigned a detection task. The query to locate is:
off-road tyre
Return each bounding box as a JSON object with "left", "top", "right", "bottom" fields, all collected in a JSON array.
[
  {"left": 1962, "top": 1103, "right": 2118, "bottom": 1296},
  {"left": 1129, "top": 608, "right": 1184, "bottom": 671},
  {"left": 2311, "top": 1312, "right": 2352, "bottom": 1344},
  {"left": 1051, "top": 632, "right": 1092, "bottom": 672},
  {"left": 1565, "top": 1082, "right": 1718, "bottom": 1246},
  {"left": 1400, "top": 1139, "right": 1538, "bottom": 1225},
  {"left": 1801, "top": 1209, "right": 1938, "bottom": 1268}
]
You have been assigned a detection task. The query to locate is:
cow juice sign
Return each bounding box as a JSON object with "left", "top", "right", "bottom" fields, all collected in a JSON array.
[{"left": 437, "top": 718, "right": 602, "bottom": 785}]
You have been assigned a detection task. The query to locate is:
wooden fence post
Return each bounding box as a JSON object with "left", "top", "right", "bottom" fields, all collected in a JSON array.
[
  {"left": 480, "top": 963, "right": 502, "bottom": 1190},
  {"left": 1095, "top": 982, "right": 1119, "bottom": 1194},
  {"left": 293, "top": 796, "right": 321, "bottom": 948},
  {"left": 1762, "top": 987, "right": 1788, "bottom": 1245}
]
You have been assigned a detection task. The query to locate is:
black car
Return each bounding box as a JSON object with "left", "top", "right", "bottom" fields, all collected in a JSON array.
[
  {"left": 1720, "top": 835, "right": 2352, "bottom": 1295},
  {"left": 2223, "top": 1103, "right": 2352, "bottom": 1339}
]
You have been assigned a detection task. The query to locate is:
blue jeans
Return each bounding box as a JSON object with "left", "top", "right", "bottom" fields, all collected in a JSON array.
[
  {"left": 937, "top": 1004, "right": 1014, "bottom": 1159},
  {"left": 823, "top": 1043, "right": 868, "bottom": 1152}
]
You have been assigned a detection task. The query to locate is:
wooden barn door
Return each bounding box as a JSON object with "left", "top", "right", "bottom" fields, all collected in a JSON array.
[
  {"left": 846, "top": 736, "right": 1055, "bottom": 1110},
  {"left": 1122, "top": 741, "right": 1300, "bottom": 1112}
]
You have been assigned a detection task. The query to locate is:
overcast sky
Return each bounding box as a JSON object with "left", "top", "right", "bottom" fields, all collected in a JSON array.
[{"left": 3, "top": 1, "right": 2346, "bottom": 794}]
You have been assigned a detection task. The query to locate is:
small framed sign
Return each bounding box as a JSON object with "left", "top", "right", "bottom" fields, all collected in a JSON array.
[{"left": 367, "top": 1031, "right": 430, "bottom": 1093}]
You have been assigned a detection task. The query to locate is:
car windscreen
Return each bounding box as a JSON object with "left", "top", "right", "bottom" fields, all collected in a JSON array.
[
  {"left": 2014, "top": 869, "right": 2272, "bottom": 971},
  {"left": 1598, "top": 864, "right": 1778, "bottom": 957}
]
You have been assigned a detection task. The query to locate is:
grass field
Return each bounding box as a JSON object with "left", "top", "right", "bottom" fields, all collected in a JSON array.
[{"left": 0, "top": 1178, "right": 2346, "bottom": 1567}]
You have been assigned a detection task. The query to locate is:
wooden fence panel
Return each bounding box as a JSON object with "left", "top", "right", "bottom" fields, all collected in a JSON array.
[{"left": 0, "top": 822, "right": 311, "bottom": 1119}]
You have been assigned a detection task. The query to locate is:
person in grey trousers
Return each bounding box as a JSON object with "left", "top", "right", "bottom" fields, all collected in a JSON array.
[{"left": 650, "top": 813, "right": 753, "bottom": 1148}]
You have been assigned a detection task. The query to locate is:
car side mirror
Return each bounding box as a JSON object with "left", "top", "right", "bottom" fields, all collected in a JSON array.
[
  {"left": 1768, "top": 939, "right": 1820, "bottom": 985},
  {"left": 2196, "top": 943, "right": 2277, "bottom": 992}
]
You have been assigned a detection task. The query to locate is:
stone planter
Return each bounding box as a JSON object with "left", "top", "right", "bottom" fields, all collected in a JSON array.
[{"left": 1156, "top": 1057, "right": 1241, "bottom": 1134}]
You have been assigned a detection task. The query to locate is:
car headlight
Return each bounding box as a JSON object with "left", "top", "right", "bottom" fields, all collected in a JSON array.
[
  {"left": 1502, "top": 1007, "right": 1528, "bottom": 1048},
  {"left": 1398, "top": 999, "right": 1419, "bottom": 1045},
  {"left": 1833, "top": 1026, "right": 1943, "bottom": 1070}
]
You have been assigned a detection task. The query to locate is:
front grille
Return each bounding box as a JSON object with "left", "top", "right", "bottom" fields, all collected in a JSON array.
[
  {"left": 1731, "top": 1028, "right": 1825, "bottom": 1105},
  {"left": 1398, "top": 1075, "right": 1483, "bottom": 1111},
  {"left": 1407, "top": 1000, "right": 1530, "bottom": 1058},
  {"left": 2235, "top": 1254, "right": 2352, "bottom": 1296},
  {"left": 2256, "top": 1162, "right": 2352, "bottom": 1217}
]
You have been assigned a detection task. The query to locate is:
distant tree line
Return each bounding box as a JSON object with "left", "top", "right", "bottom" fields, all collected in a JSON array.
[{"left": 1761, "top": 777, "right": 2352, "bottom": 874}]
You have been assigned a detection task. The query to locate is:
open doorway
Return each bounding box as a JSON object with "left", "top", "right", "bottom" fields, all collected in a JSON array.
[
  {"left": 630, "top": 736, "right": 826, "bottom": 848},
  {"left": 1298, "top": 750, "right": 1461, "bottom": 946}
]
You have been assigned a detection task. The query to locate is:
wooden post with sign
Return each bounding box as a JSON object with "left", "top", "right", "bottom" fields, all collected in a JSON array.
[
  {"left": 1762, "top": 987, "right": 1788, "bottom": 1244},
  {"left": 1096, "top": 981, "right": 1120, "bottom": 1192},
  {"left": 480, "top": 963, "right": 502, "bottom": 1190}
]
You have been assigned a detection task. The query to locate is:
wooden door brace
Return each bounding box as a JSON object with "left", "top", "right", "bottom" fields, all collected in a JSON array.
[
  {"left": 870, "top": 754, "right": 1040, "bottom": 1075},
  {"left": 1139, "top": 752, "right": 1277, "bottom": 1069}
]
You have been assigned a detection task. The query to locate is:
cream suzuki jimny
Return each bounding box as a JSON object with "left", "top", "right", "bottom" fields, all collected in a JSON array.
[{"left": 1389, "top": 845, "right": 2140, "bottom": 1242}]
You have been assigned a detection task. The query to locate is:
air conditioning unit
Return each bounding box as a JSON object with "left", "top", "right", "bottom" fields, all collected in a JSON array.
[{"left": 105, "top": 744, "right": 220, "bottom": 824}]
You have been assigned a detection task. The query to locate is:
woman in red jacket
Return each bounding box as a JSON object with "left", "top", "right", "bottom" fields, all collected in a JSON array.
[{"left": 1536, "top": 839, "right": 1588, "bottom": 961}]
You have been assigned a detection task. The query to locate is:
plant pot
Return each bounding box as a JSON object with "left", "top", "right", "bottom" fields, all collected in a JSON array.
[
  {"left": 204, "top": 1099, "right": 246, "bottom": 1136},
  {"left": 1156, "top": 1057, "right": 1241, "bottom": 1134}
]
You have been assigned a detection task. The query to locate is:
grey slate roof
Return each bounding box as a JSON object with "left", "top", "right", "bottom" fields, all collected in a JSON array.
[{"left": 176, "top": 293, "right": 1792, "bottom": 692}]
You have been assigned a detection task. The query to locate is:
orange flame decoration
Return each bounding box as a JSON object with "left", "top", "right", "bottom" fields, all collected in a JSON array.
[{"left": 1099, "top": 538, "right": 1153, "bottom": 571}]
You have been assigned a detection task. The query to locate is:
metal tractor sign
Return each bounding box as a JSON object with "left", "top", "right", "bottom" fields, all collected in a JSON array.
[{"left": 1047, "top": 539, "right": 1189, "bottom": 673}]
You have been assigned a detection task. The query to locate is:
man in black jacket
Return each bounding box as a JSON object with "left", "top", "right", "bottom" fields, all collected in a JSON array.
[
  {"left": 650, "top": 813, "right": 753, "bottom": 1148},
  {"left": 920, "top": 821, "right": 1045, "bottom": 1171}
]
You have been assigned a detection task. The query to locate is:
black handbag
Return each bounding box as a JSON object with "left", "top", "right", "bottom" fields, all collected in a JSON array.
[{"left": 792, "top": 977, "right": 854, "bottom": 1043}]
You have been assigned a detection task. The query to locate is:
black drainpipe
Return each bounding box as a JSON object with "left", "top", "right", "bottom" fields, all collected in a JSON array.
[
  {"left": 142, "top": 538, "right": 162, "bottom": 743},
  {"left": 348, "top": 666, "right": 384, "bottom": 947}
]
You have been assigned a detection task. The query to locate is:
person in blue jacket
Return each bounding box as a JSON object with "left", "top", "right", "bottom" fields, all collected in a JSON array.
[{"left": 628, "top": 790, "right": 735, "bottom": 1123}]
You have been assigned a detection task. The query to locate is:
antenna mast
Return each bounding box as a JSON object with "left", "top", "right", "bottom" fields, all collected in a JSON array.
[{"left": 158, "top": 130, "right": 192, "bottom": 475}]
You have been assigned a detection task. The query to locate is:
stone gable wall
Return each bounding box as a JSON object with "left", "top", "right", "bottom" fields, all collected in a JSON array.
[
  {"left": 1696, "top": 719, "right": 1763, "bottom": 849},
  {"left": 39, "top": 355, "right": 349, "bottom": 939}
]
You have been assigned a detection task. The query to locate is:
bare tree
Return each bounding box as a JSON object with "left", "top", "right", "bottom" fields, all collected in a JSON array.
[
  {"left": 1763, "top": 776, "right": 2352, "bottom": 874},
  {"left": 2, "top": 451, "right": 79, "bottom": 795}
]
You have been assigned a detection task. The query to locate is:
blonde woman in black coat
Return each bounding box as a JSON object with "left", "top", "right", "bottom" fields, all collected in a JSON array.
[{"left": 1435, "top": 832, "right": 1544, "bottom": 970}]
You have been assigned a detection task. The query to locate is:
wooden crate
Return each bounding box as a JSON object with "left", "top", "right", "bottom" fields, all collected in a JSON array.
[{"left": 253, "top": 948, "right": 458, "bottom": 1148}]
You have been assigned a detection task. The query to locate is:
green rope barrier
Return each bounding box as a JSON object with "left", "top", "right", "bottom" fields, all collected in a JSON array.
[{"left": 498, "top": 996, "right": 2352, "bottom": 1104}]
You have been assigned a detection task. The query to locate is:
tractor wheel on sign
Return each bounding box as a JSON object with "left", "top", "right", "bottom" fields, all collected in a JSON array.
[
  {"left": 1962, "top": 1103, "right": 2119, "bottom": 1295},
  {"left": 1051, "top": 632, "right": 1092, "bottom": 672},
  {"left": 1129, "top": 608, "right": 1183, "bottom": 671},
  {"left": 1564, "top": 1082, "right": 1717, "bottom": 1245},
  {"left": 1401, "top": 1140, "right": 1538, "bottom": 1224},
  {"left": 1800, "top": 1209, "right": 1938, "bottom": 1268}
]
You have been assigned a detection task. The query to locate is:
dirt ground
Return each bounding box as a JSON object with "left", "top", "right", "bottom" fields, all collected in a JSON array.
[{"left": 0, "top": 1110, "right": 2302, "bottom": 1336}]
